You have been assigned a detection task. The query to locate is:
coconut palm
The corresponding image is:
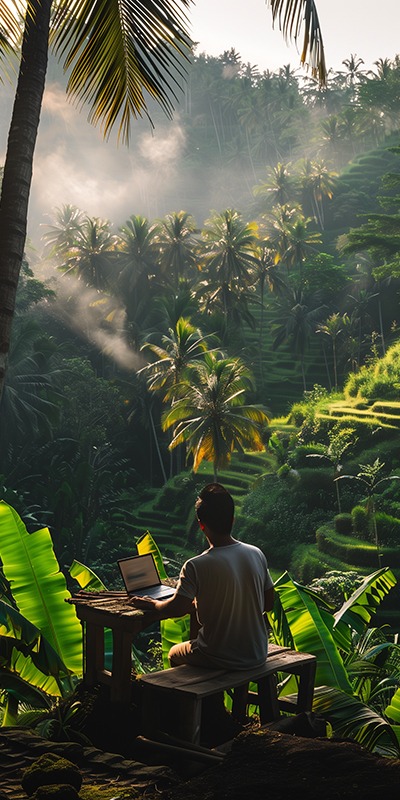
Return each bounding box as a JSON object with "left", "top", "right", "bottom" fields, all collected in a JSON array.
[
  {"left": 154, "top": 211, "right": 198, "bottom": 288},
  {"left": 161, "top": 352, "right": 269, "bottom": 481},
  {"left": 115, "top": 214, "right": 160, "bottom": 343},
  {"left": 297, "top": 158, "right": 338, "bottom": 229},
  {"left": 55, "top": 216, "right": 118, "bottom": 291},
  {"left": 253, "top": 162, "right": 297, "bottom": 211},
  {"left": 279, "top": 214, "right": 322, "bottom": 278},
  {"left": 41, "top": 205, "right": 87, "bottom": 260},
  {"left": 272, "top": 287, "right": 326, "bottom": 391},
  {"left": 316, "top": 312, "right": 344, "bottom": 391},
  {"left": 139, "top": 316, "right": 210, "bottom": 402},
  {"left": 198, "top": 209, "right": 259, "bottom": 328}
]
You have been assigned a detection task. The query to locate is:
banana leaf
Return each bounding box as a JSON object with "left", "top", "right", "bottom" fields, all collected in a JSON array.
[
  {"left": 137, "top": 531, "right": 168, "bottom": 579},
  {"left": 385, "top": 686, "right": 400, "bottom": 723},
  {"left": 0, "top": 669, "right": 52, "bottom": 708},
  {"left": 69, "top": 560, "right": 106, "bottom": 591},
  {"left": 313, "top": 685, "right": 400, "bottom": 757},
  {"left": 271, "top": 572, "right": 352, "bottom": 693},
  {"left": 137, "top": 531, "right": 189, "bottom": 669},
  {"left": 334, "top": 568, "right": 397, "bottom": 634},
  {"left": 160, "top": 615, "right": 191, "bottom": 670},
  {"left": 0, "top": 502, "right": 82, "bottom": 677},
  {"left": 0, "top": 599, "right": 71, "bottom": 681}
]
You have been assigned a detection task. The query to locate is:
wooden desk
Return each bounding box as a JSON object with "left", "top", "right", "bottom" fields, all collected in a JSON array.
[{"left": 67, "top": 590, "right": 166, "bottom": 704}]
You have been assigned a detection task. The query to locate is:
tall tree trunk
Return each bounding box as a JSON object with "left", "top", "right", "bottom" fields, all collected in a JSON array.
[{"left": 0, "top": 0, "right": 51, "bottom": 404}]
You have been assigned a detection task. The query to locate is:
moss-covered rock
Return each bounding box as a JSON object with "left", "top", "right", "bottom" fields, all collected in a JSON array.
[
  {"left": 31, "top": 785, "right": 80, "bottom": 800},
  {"left": 21, "top": 753, "right": 82, "bottom": 797}
]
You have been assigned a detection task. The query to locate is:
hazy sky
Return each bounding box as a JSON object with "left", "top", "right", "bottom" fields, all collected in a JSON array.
[{"left": 190, "top": 0, "right": 400, "bottom": 73}]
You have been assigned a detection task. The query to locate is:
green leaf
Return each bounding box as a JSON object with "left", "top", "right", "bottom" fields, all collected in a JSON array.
[
  {"left": 271, "top": 572, "right": 352, "bottom": 693},
  {"left": 0, "top": 669, "right": 52, "bottom": 709},
  {"left": 0, "top": 502, "right": 82, "bottom": 677},
  {"left": 385, "top": 686, "right": 400, "bottom": 723},
  {"left": 69, "top": 560, "right": 106, "bottom": 591},
  {"left": 334, "top": 568, "right": 397, "bottom": 634},
  {"left": 136, "top": 530, "right": 168, "bottom": 579},
  {"left": 160, "top": 616, "right": 190, "bottom": 669},
  {"left": 313, "top": 685, "right": 400, "bottom": 757}
]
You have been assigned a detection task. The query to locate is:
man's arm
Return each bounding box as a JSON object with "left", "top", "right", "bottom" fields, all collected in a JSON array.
[
  {"left": 129, "top": 591, "right": 194, "bottom": 619},
  {"left": 264, "top": 587, "right": 275, "bottom": 612}
]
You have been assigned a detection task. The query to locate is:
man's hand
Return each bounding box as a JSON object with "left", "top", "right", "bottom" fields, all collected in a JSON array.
[
  {"left": 128, "top": 592, "right": 194, "bottom": 619},
  {"left": 128, "top": 595, "right": 158, "bottom": 610}
]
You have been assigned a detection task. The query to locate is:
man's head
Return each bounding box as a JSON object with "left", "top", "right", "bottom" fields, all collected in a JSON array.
[{"left": 195, "top": 483, "right": 234, "bottom": 538}]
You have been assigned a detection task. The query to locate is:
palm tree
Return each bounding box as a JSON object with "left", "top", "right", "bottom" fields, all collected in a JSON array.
[
  {"left": 161, "top": 352, "right": 269, "bottom": 481},
  {"left": 316, "top": 312, "right": 344, "bottom": 391},
  {"left": 198, "top": 209, "right": 259, "bottom": 328},
  {"left": 280, "top": 214, "right": 322, "bottom": 278},
  {"left": 0, "top": 0, "right": 192, "bottom": 404},
  {"left": 154, "top": 211, "right": 198, "bottom": 288},
  {"left": 297, "top": 158, "right": 338, "bottom": 229},
  {"left": 139, "top": 316, "right": 210, "bottom": 403},
  {"left": 272, "top": 287, "right": 326, "bottom": 391},
  {"left": 0, "top": 0, "right": 326, "bottom": 403},
  {"left": 41, "top": 205, "right": 86, "bottom": 260},
  {"left": 115, "top": 214, "right": 160, "bottom": 343},
  {"left": 253, "top": 162, "right": 297, "bottom": 210},
  {"left": 56, "top": 216, "right": 118, "bottom": 291}
]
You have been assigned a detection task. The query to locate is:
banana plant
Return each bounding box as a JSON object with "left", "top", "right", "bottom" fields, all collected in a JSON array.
[
  {"left": 0, "top": 502, "right": 84, "bottom": 723},
  {"left": 269, "top": 567, "right": 400, "bottom": 755}
]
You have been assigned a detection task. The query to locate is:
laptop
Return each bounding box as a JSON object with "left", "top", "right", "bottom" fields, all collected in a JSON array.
[{"left": 118, "top": 553, "right": 175, "bottom": 600}]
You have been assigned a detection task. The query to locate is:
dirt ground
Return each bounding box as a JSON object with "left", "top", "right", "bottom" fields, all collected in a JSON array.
[
  {"left": 159, "top": 724, "right": 400, "bottom": 800},
  {"left": 3, "top": 689, "right": 400, "bottom": 800}
]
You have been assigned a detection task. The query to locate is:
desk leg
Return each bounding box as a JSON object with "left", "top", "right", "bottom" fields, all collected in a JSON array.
[
  {"left": 84, "top": 622, "right": 105, "bottom": 689},
  {"left": 111, "top": 629, "right": 133, "bottom": 704}
]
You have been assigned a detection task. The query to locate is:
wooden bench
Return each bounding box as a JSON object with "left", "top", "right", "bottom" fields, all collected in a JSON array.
[{"left": 139, "top": 644, "right": 317, "bottom": 744}]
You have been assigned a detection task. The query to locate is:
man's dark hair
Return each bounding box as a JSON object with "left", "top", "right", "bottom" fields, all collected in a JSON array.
[{"left": 195, "top": 483, "right": 234, "bottom": 536}]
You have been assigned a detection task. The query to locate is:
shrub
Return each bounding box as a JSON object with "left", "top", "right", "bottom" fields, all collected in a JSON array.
[
  {"left": 307, "top": 570, "right": 365, "bottom": 609},
  {"left": 334, "top": 513, "right": 353, "bottom": 535},
  {"left": 289, "top": 443, "right": 326, "bottom": 468},
  {"left": 376, "top": 511, "right": 400, "bottom": 546},
  {"left": 352, "top": 505, "right": 370, "bottom": 538}
]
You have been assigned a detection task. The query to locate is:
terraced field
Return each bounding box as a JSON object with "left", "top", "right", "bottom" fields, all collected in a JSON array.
[{"left": 128, "top": 450, "right": 275, "bottom": 565}]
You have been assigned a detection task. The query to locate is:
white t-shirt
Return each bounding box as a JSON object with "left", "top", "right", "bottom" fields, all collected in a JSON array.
[{"left": 175, "top": 540, "right": 274, "bottom": 669}]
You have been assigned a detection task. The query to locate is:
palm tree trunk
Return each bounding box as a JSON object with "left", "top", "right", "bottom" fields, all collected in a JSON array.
[{"left": 0, "top": 0, "right": 52, "bottom": 404}]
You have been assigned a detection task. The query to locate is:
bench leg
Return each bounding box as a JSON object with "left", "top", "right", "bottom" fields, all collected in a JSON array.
[
  {"left": 232, "top": 683, "right": 249, "bottom": 723},
  {"left": 258, "top": 674, "right": 280, "bottom": 723},
  {"left": 141, "top": 686, "right": 202, "bottom": 744},
  {"left": 296, "top": 661, "right": 317, "bottom": 713}
]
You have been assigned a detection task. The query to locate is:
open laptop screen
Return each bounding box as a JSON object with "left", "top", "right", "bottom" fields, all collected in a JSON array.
[{"left": 118, "top": 553, "right": 161, "bottom": 594}]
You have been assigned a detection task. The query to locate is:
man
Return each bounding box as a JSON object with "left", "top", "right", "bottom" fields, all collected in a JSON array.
[{"left": 131, "top": 483, "right": 274, "bottom": 670}]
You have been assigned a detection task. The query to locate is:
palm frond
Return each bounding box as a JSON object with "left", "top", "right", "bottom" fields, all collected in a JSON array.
[{"left": 52, "top": 0, "right": 193, "bottom": 141}]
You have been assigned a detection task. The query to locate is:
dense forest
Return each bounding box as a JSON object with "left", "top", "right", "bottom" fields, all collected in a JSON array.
[
  {"left": 2, "top": 45, "right": 400, "bottom": 758},
  {"left": 3, "top": 48, "right": 400, "bottom": 540}
]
